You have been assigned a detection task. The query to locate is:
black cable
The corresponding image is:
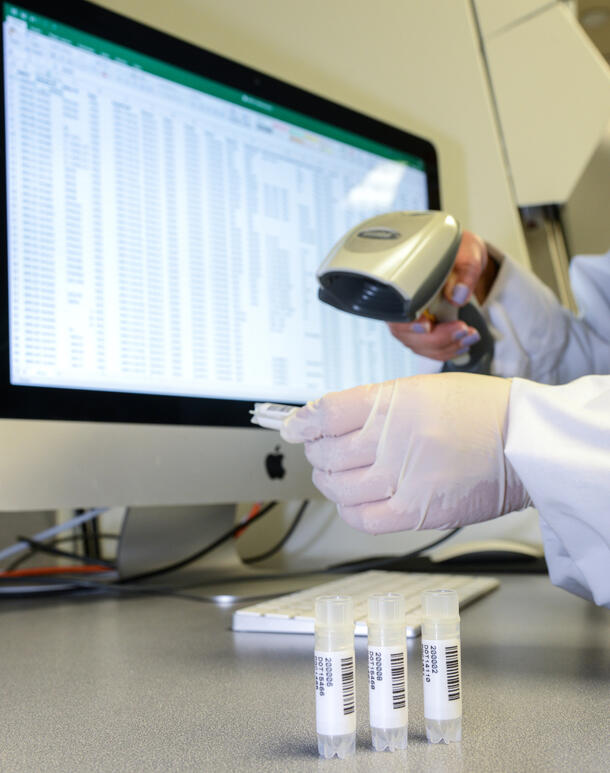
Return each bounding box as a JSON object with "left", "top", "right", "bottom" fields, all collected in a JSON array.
[
  {"left": 120, "top": 501, "right": 279, "bottom": 583},
  {"left": 4, "top": 515, "right": 457, "bottom": 596},
  {"left": 1, "top": 527, "right": 461, "bottom": 597},
  {"left": 125, "top": 512, "right": 457, "bottom": 582},
  {"left": 80, "top": 516, "right": 99, "bottom": 559},
  {"left": 15, "top": 536, "right": 116, "bottom": 568},
  {"left": 243, "top": 500, "right": 309, "bottom": 564},
  {"left": 326, "top": 527, "right": 462, "bottom": 573},
  {"left": 0, "top": 571, "right": 311, "bottom": 602},
  {"left": 89, "top": 515, "right": 102, "bottom": 560},
  {"left": 5, "top": 535, "right": 121, "bottom": 573}
]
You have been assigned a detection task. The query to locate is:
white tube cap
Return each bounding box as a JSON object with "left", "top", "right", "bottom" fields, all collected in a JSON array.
[
  {"left": 421, "top": 589, "right": 460, "bottom": 622},
  {"left": 368, "top": 592, "right": 405, "bottom": 625},
  {"left": 315, "top": 595, "right": 354, "bottom": 631}
]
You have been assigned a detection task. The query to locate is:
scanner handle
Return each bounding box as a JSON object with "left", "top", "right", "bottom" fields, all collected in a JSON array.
[
  {"left": 426, "top": 294, "right": 459, "bottom": 324},
  {"left": 427, "top": 293, "right": 494, "bottom": 375},
  {"left": 426, "top": 294, "right": 468, "bottom": 368}
]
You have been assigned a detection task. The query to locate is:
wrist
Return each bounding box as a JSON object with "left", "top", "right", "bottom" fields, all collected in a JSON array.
[{"left": 475, "top": 243, "right": 500, "bottom": 304}]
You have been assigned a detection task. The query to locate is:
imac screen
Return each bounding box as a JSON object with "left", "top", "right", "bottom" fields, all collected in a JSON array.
[{"left": 1, "top": 1, "right": 440, "bottom": 426}]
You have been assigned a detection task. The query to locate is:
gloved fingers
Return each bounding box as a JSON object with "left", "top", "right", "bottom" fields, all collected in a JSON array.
[
  {"left": 338, "top": 498, "right": 420, "bottom": 534},
  {"left": 312, "top": 466, "right": 396, "bottom": 507},
  {"left": 339, "top": 499, "right": 462, "bottom": 534},
  {"left": 304, "top": 411, "right": 386, "bottom": 472},
  {"left": 281, "top": 381, "right": 392, "bottom": 443}
]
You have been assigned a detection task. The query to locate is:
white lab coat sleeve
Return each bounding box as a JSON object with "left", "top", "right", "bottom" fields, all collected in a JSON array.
[
  {"left": 505, "top": 376, "right": 610, "bottom": 607},
  {"left": 482, "top": 251, "right": 610, "bottom": 383}
]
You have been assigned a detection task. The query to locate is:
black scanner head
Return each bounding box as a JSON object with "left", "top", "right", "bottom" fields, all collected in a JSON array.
[{"left": 317, "top": 272, "right": 415, "bottom": 322}]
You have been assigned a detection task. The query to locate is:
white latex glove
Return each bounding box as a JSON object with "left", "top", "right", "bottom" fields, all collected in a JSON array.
[{"left": 280, "top": 373, "right": 531, "bottom": 533}]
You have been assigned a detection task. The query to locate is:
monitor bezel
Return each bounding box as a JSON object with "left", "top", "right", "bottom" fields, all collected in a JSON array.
[{"left": 0, "top": 0, "right": 441, "bottom": 428}]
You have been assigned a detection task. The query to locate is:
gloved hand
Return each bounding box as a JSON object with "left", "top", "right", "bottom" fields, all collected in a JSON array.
[
  {"left": 387, "top": 230, "right": 497, "bottom": 362},
  {"left": 280, "top": 373, "right": 531, "bottom": 533}
]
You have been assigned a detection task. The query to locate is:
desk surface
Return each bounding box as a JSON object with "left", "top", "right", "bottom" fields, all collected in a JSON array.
[{"left": 2, "top": 573, "right": 609, "bottom": 773}]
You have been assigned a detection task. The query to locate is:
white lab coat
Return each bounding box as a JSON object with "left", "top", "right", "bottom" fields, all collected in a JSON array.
[{"left": 482, "top": 252, "right": 610, "bottom": 607}]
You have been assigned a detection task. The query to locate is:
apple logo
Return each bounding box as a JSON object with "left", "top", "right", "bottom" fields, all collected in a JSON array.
[{"left": 265, "top": 445, "right": 286, "bottom": 479}]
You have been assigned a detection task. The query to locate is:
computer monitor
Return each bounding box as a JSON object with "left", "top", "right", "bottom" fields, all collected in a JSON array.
[{"left": 0, "top": 0, "right": 440, "bottom": 510}]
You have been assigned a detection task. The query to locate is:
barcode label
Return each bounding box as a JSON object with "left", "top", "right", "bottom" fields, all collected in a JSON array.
[
  {"left": 368, "top": 646, "right": 408, "bottom": 729},
  {"left": 341, "top": 656, "right": 355, "bottom": 715},
  {"left": 422, "top": 638, "right": 462, "bottom": 721},
  {"left": 390, "top": 652, "right": 406, "bottom": 709},
  {"left": 315, "top": 650, "right": 356, "bottom": 735},
  {"left": 445, "top": 645, "right": 460, "bottom": 701}
]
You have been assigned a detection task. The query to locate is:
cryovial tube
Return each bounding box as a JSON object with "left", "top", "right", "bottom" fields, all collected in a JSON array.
[
  {"left": 314, "top": 595, "right": 356, "bottom": 759},
  {"left": 249, "top": 402, "right": 298, "bottom": 430},
  {"left": 421, "top": 589, "right": 462, "bottom": 744},
  {"left": 367, "top": 593, "right": 408, "bottom": 751}
]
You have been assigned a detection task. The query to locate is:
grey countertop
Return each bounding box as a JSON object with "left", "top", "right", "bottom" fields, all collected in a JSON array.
[{"left": 2, "top": 573, "right": 609, "bottom": 772}]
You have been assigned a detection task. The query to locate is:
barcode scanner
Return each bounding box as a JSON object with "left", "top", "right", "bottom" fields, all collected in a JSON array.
[{"left": 316, "top": 211, "right": 494, "bottom": 374}]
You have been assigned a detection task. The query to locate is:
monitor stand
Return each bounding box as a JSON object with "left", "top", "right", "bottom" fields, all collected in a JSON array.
[
  {"left": 116, "top": 503, "right": 279, "bottom": 583},
  {"left": 115, "top": 502, "right": 333, "bottom": 611}
]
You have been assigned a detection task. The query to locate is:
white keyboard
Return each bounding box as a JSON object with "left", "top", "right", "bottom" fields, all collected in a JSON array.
[{"left": 232, "top": 570, "right": 499, "bottom": 638}]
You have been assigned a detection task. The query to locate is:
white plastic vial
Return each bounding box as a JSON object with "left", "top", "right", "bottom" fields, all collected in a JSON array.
[
  {"left": 314, "top": 595, "right": 356, "bottom": 759},
  {"left": 249, "top": 402, "right": 298, "bottom": 429},
  {"left": 367, "top": 593, "right": 408, "bottom": 751},
  {"left": 421, "top": 589, "right": 462, "bottom": 743}
]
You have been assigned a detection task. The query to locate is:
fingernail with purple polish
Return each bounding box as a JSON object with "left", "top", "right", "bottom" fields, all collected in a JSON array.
[
  {"left": 452, "top": 283, "right": 470, "bottom": 305},
  {"left": 412, "top": 322, "right": 429, "bottom": 333},
  {"left": 462, "top": 332, "right": 481, "bottom": 346},
  {"left": 455, "top": 346, "right": 470, "bottom": 355},
  {"left": 452, "top": 328, "right": 469, "bottom": 341}
]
